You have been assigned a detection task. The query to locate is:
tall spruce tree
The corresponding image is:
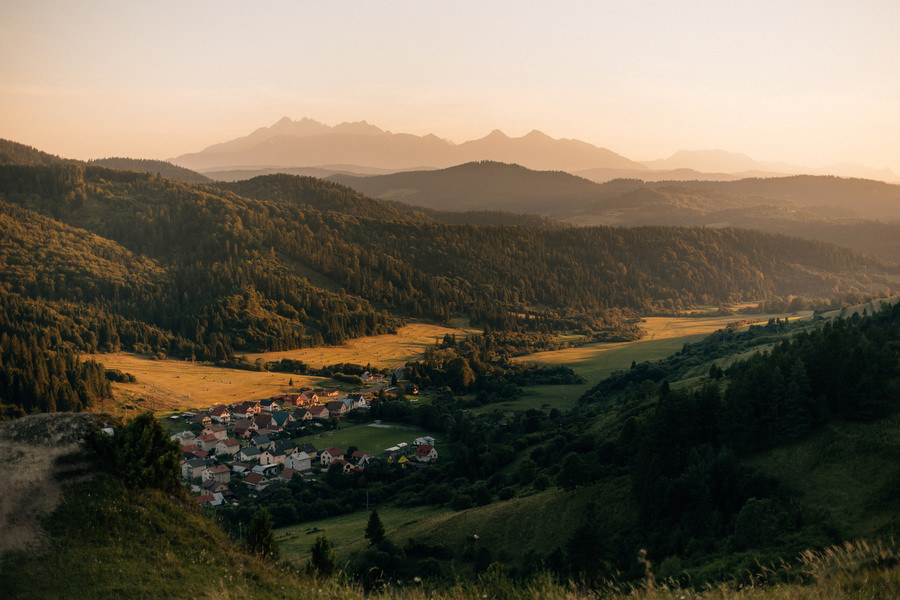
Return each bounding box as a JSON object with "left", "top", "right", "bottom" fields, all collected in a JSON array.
[
  {"left": 306, "top": 533, "right": 335, "bottom": 577},
  {"left": 364, "top": 508, "right": 386, "bottom": 545},
  {"left": 245, "top": 507, "right": 279, "bottom": 559}
]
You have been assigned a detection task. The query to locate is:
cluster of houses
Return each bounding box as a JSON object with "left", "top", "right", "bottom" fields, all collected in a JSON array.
[{"left": 171, "top": 388, "right": 437, "bottom": 507}]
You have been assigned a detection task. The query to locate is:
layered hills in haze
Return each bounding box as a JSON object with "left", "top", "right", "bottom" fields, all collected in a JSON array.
[
  {"left": 173, "top": 117, "right": 899, "bottom": 182},
  {"left": 332, "top": 162, "right": 900, "bottom": 265}
]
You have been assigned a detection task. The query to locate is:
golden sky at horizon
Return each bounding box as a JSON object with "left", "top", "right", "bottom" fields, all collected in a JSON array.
[{"left": 2, "top": 0, "right": 899, "bottom": 173}]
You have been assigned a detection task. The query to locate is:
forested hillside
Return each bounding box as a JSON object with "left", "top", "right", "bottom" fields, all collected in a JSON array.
[
  {"left": 0, "top": 143, "right": 898, "bottom": 416},
  {"left": 334, "top": 162, "right": 900, "bottom": 263},
  {"left": 88, "top": 157, "right": 213, "bottom": 184}
]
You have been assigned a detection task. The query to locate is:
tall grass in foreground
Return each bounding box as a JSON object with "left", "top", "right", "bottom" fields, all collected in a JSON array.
[{"left": 199, "top": 540, "right": 900, "bottom": 600}]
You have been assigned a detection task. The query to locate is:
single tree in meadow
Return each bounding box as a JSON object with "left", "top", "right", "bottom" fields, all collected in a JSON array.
[
  {"left": 245, "top": 507, "right": 279, "bottom": 559},
  {"left": 365, "top": 508, "right": 386, "bottom": 545},
  {"left": 306, "top": 533, "right": 336, "bottom": 577}
]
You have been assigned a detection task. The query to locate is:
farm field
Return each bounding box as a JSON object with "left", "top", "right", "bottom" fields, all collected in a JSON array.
[
  {"left": 88, "top": 311, "right": 812, "bottom": 415},
  {"left": 88, "top": 322, "right": 477, "bottom": 413},
  {"left": 490, "top": 310, "right": 814, "bottom": 413},
  {"left": 87, "top": 353, "right": 330, "bottom": 414},
  {"left": 240, "top": 321, "right": 479, "bottom": 370}
]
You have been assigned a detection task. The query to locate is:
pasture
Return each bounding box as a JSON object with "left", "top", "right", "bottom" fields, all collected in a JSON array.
[
  {"left": 240, "top": 321, "right": 479, "bottom": 370},
  {"left": 302, "top": 422, "right": 441, "bottom": 456},
  {"left": 491, "top": 310, "right": 814, "bottom": 413},
  {"left": 88, "top": 353, "right": 329, "bottom": 414},
  {"left": 276, "top": 504, "right": 451, "bottom": 568}
]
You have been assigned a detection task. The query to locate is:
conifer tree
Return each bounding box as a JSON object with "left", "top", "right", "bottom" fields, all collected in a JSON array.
[
  {"left": 306, "top": 533, "right": 335, "bottom": 577},
  {"left": 364, "top": 508, "right": 385, "bottom": 545},
  {"left": 245, "top": 507, "right": 279, "bottom": 559}
]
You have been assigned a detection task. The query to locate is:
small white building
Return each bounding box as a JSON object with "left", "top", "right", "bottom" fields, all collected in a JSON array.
[{"left": 285, "top": 451, "right": 312, "bottom": 472}]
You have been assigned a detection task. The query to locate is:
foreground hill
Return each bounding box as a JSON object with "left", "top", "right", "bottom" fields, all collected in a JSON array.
[
  {"left": 334, "top": 162, "right": 900, "bottom": 263},
  {"left": 4, "top": 322, "right": 900, "bottom": 598}
]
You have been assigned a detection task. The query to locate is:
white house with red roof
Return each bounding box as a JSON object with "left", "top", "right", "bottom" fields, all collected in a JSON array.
[
  {"left": 197, "top": 433, "right": 220, "bottom": 452},
  {"left": 414, "top": 444, "right": 438, "bottom": 463},
  {"left": 308, "top": 405, "right": 330, "bottom": 420},
  {"left": 320, "top": 446, "right": 344, "bottom": 467},
  {"left": 203, "top": 423, "right": 228, "bottom": 440},
  {"left": 209, "top": 405, "right": 231, "bottom": 423},
  {"left": 244, "top": 471, "right": 268, "bottom": 492}
]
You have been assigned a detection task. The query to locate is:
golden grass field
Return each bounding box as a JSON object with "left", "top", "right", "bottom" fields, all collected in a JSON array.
[
  {"left": 90, "top": 353, "right": 318, "bottom": 414},
  {"left": 89, "top": 311, "right": 824, "bottom": 415},
  {"left": 89, "top": 322, "right": 479, "bottom": 413},
  {"left": 240, "top": 321, "right": 479, "bottom": 370},
  {"left": 517, "top": 310, "right": 813, "bottom": 368}
]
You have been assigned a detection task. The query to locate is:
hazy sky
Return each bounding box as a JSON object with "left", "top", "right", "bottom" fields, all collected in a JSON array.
[{"left": 2, "top": 0, "right": 899, "bottom": 171}]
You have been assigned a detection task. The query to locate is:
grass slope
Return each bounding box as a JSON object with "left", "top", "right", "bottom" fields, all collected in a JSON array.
[
  {"left": 2, "top": 414, "right": 900, "bottom": 599},
  {"left": 752, "top": 414, "right": 900, "bottom": 542},
  {"left": 277, "top": 505, "right": 450, "bottom": 569},
  {"left": 310, "top": 422, "right": 442, "bottom": 457}
]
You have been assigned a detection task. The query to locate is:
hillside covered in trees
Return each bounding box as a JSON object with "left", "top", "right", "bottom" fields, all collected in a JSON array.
[
  {"left": 0, "top": 140, "right": 898, "bottom": 416},
  {"left": 333, "top": 162, "right": 900, "bottom": 263}
]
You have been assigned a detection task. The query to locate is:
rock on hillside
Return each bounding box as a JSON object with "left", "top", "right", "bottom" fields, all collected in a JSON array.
[{"left": 0, "top": 413, "right": 110, "bottom": 556}]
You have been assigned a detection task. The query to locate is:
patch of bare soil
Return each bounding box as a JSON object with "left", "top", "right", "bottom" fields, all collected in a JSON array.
[{"left": 0, "top": 413, "right": 110, "bottom": 557}]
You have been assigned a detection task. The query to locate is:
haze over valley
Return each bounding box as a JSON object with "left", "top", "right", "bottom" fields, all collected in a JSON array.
[{"left": 173, "top": 117, "right": 900, "bottom": 183}]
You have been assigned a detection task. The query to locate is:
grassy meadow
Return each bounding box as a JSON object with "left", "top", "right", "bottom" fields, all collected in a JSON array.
[
  {"left": 89, "top": 310, "right": 810, "bottom": 416},
  {"left": 494, "top": 310, "right": 813, "bottom": 413},
  {"left": 276, "top": 505, "right": 451, "bottom": 569},
  {"left": 88, "top": 322, "right": 477, "bottom": 413},
  {"left": 304, "top": 421, "right": 442, "bottom": 456},
  {"left": 751, "top": 413, "right": 900, "bottom": 541},
  {"left": 241, "top": 321, "right": 480, "bottom": 370},
  {"left": 88, "top": 352, "right": 327, "bottom": 414}
]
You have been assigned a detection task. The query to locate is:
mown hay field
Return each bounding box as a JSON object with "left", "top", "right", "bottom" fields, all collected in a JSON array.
[
  {"left": 241, "top": 322, "right": 480, "bottom": 370},
  {"left": 90, "top": 313, "right": 810, "bottom": 415},
  {"left": 87, "top": 353, "right": 325, "bottom": 414},
  {"left": 88, "top": 323, "right": 478, "bottom": 413}
]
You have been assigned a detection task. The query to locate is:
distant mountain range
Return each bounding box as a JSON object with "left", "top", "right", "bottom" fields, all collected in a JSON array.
[
  {"left": 172, "top": 117, "right": 899, "bottom": 183},
  {"left": 173, "top": 116, "right": 643, "bottom": 174}
]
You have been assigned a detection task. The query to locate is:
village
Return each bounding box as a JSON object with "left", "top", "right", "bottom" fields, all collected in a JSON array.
[{"left": 168, "top": 380, "right": 439, "bottom": 508}]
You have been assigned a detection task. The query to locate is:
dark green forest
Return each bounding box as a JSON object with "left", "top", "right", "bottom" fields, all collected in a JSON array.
[{"left": 0, "top": 140, "right": 898, "bottom": 416}]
